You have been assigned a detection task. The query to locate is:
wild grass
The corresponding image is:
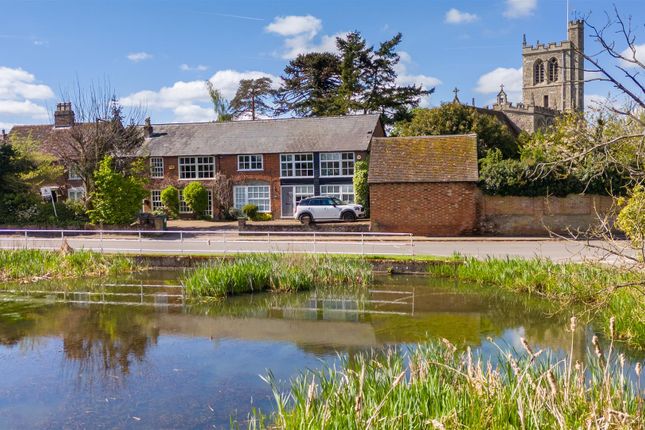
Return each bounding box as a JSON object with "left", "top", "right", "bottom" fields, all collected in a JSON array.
[
  {"left": 0, "top": 249, "right": 138, "bottom": 282},
  {"left": 182, "top": 254, "right": 372, "bottom": 298},
  {"left": 428, "top": 257, "right": 645, "bottom": 348},
  {"left": 244, "top": 318, "right": 643, "bottom": 430}
]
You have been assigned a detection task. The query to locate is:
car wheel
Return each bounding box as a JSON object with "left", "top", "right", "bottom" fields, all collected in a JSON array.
[
  {"left": 299, "top": 213, "right": 313, "bottom": 225},
  {"left": 342, "top": 211, "right": 356, "bottom": 222}
]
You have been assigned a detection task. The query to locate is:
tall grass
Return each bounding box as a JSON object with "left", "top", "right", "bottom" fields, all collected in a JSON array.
[
  {"left": 182, "top": 254, "right": 372, "bottom": 298},
  {"left": 245, "top": 319, "right": 643, "bottom": 429},
  {"left": 428, "top": 257, "right": 645, "bottom": 348},
  {"left": 0, "top": 249, "right": 138, "bottom": 282}
]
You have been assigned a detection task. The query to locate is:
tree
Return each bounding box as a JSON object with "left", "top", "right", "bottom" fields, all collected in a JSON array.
[
  {"left": 336, "top": 31, "right": 370, "bottom": 114},
  {"left": 274, "top": 52, "right": 342, "bottom": 117},
  {"left": 160, "top": 185, "right": 180, "bottom": 218},
  {"left": 211, "top": 173, "right": 232, "bottom": 219},
  {"left": 182, "top": 182, "right": 209, "bottom": 218},
  {"left": 393, "top": 104, "right": 519, "bottom": 158},
  {"left": 9, "top": 133, "right": 64, "bottom": 191},
  {"left": 54, "top": 81, "right": 145, "bottom": 203},
  {"left": 88, "top": 156, "right": 147, "bottom": 225},
  {"left": 230, "top": 78, "right": 274, "bottom": 120},
  {"left": 206, "top": 81, "right": 233, "bottom": 122}
]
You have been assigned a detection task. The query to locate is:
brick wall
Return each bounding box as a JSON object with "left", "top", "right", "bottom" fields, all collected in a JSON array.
[
  {"left": 480, "top": 194, "right": 615, "bottom": 236},
  {"left": 370, "top": 182, "right": 479, "bottom": 236}
]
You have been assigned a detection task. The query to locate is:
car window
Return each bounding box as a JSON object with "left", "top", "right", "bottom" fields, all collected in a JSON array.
[
  {"left": 332, "top": 197, "right": 344, "bottom": 205},
  {"left": 299, "top": 199, "right": 310, "bottom": 206},
  {"left": 308, "top": 199, "right": 321, "bottom": 206}
]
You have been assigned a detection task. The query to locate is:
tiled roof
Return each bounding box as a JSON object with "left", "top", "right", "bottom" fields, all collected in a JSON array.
[
  {"left": 139, "top": 114, "right": 382, "bottom": 156},
  {"left": 368, "top": 135, "right": 479, "bottom": 183},
  {"left": 8, "top": 124, "right": 81, "bottom": 158}
]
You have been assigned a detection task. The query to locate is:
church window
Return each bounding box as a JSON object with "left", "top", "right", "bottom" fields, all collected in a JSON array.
[
  {"left": 534, "top": 60, "right": 545, "bottom": 84},
  {"left": 548, "top": 58, "right": 558, "bottom": 82}
]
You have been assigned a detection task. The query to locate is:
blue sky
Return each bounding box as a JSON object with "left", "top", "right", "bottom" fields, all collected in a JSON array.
[{"left": 1, "top": 0, "right": 643, "bottom": 130}]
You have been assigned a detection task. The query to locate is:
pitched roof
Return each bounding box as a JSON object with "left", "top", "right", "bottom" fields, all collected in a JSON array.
[
  {"left": 139, "top": 114, "right": 382, "bottom": 156},
  {"left": 368, "top": 135, "right": 479, "bottom": 183},
  {"left": 9, "top": 124, "right": 78, "bottom": 158}
]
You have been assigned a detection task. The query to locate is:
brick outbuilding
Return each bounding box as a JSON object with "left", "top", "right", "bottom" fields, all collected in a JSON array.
[{"left": 368, "top": 135, "right": 479, "bottom": 236}]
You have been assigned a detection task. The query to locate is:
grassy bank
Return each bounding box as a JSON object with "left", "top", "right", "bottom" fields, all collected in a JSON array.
[
  {"left": 247, "top": 323, "right": 643, "bottom": 429},
  {"left": 428, "top": 257, "right": 645, "bottom": 348},
  {"left": 0, "top": 249, "right": 138, "bottom": 282},
  {"left": 182, "top": 254, "right": 372, "bottom": 298}
]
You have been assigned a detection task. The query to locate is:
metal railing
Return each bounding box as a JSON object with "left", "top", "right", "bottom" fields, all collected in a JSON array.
[{"left": 0, "top": 228, "right": 415, "bottom": 256}]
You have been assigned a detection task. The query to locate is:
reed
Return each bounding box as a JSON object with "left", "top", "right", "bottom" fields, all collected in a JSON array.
[
  {"left": 243, "top": 319, "right": 644, "bottom": 430},
  {"left": 428, "top": 257, "right": 645, "bottom": 348},
  {"left": 182, "top": 254, "right": 372, "bottom": 298},
  {"left": 0, "top": 249, "right": 138, "bottom": 282}
]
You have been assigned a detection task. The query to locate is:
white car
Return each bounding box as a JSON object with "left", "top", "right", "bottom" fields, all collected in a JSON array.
[{"left": 294, "top": 196, "right": 365, "bottom": 224}]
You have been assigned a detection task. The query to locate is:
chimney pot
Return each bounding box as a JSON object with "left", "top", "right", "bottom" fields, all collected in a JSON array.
[
  {"left": 143, "top": 117, "right": 153, "bottom": 138},
  {"left": 54, "top": 102, "right": 75, "bottom": 128}
]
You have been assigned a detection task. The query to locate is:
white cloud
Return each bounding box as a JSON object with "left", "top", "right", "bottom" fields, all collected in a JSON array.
[
  {"left": 0, "top": 66, "right": 53, "bottom": 126},
  {"left": 619, "top": 43, "right": 645, "bottom": 68},
  {"left": 0, "top": 122, "right": 14, "bottom": 132},
  {"left": 475, "top": 67, "right": 522, "bottom": 102},
  {"left": 180, "top": 64, "right": 209, "bottom": 72},
  {"left": 503, "top": 0, "right": 537, "bottom": 18},
  {"left": 266, "top": 15, "right": 344, "bottom": 59},
  {"left": 445, "top": 8, "right": 478, "bottom": 24},
  {"left": 394, "top": 52, "right": 442, "bottom": 107},
  {"left": 265, "top": 15, "right": 321, "bottom": 37},
  {"left": 127, "top": 52, "right": 153, "bottom": 62},
  {"left": 121, "top": 69, "right": 279, "bottom": 122},
  {"left": 0, "top": 99, "right": 49, "bottom": 118}
]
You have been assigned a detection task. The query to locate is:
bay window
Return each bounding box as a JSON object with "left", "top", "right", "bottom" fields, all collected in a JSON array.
[{"left": 234, "top": 185, "right": 271, "bottom": 212}]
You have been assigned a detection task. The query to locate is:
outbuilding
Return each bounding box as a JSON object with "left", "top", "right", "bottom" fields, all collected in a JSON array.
[{"left": 368, "top": 135, "right": 479, "bottom": 236}]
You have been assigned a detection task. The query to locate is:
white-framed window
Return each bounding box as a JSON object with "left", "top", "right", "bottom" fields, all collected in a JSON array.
[
  {"left": 179, "top": 156, "right": 215, "bottom": 179},
  {"left": 67, "top": 187, "right": 85, "bottom": 201},
  {"left": 320, "top": 152, "right": 354, "bottom": 177},
  {"left": 237, "top": 154, "right": 263, "bottom": 171},
  {"left": 178, "top": 189, "right": 191, "bottom": 213},
  {"left": 150, "top": 157, "right": 164, "bottom": 178},
  {"left": 234, "top": 185, "right": 271, "bottom": 212},
  {"left": 206, "top": 190, "right": 213, "bottom": 218},
  {"left": 68, "top": 166, "right": 81, "bottom": 180},
  {"left": 280, "top": 153, "right": 314, "bottom": 178},
  {"left": 150, "top": 190, "right": 162, "bottom": 211},
  {"left": 320, "top": 184, "right": 355, "bottom": 203},
  {"left": 294, "top": 185, "right": 314, "bottom": 203}
]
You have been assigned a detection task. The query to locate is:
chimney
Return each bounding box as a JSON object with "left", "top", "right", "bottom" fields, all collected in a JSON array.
[
  {"left": 143, "top": 117, "right": 153, "bottom": 138},
  {"left": 54, "top": 102, "right": 75, "bottom": 128}
]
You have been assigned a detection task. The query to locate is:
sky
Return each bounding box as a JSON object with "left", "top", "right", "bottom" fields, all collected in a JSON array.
[{"left": 0, "top": 0, "right": 643, "bottom": 130}]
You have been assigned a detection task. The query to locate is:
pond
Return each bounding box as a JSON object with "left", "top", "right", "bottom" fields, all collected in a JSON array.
[{"left": 0, "top": 271, "right": 642, "bottom": 429}]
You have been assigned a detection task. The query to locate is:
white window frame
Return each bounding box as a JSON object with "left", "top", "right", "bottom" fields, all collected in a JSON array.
[
  {"left": 205, "top": 190, "right": 213, "bottom": 218},
  {"left": 178, "top": 189, "right": 191, "bottom": 214},
  {"left": 178, "top": 156, "right": 215, "bottom": 180},
  {"left": 320, "top": 184, "right": 355, "bottom": 203},
  {"left": 68, "top": 166, "right": 81, "bottom": 180},
  {"left": 237, "top": 154, "right": 264, "bottom": 171},
  {"left": 280, "top": 153, "right": 314, "bottom": 178},
  {"left": 233, "top": 185, "right": 271, "bottom": 213},
  {"left": 320, "top": 152, "right": 354, "bottom": 177},
  {"left": 150, "top": 190, "right": 162, "bottom": 211},
  {"left": 150, "top": 157, "right": 164, "bottom": 178},
  {"left": 67, "top": 186, "right": 85, "bottom": 201}
]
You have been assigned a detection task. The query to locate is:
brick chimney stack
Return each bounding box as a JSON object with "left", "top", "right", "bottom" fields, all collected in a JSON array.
[
  {"left": 54, "top": 102, "right": 75, "bottom": 128},
  {"left": 143, "top": 116, "right": 153, "bottom": 138}
]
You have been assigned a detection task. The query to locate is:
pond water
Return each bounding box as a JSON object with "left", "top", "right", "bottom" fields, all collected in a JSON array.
[{"left": 0, "top": 271, "right": 642, "bottom": 429}]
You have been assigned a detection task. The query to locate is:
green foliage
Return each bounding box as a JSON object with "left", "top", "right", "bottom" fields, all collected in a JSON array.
[
  {"left": 206, "top": 81, "right": 232, "bottom": 121},
  {"left": 393, "top": 104, "right": 519, "bottom": 158},
  {"left": 0, "top": 249, "right": 137, "bottom": 282},
  {"left": 182, "top": 254, "right": 372, "bottom": 298},
  {"left": 616, "top": 185, "right": 645, "bottom": 247},
  {"left": 230, "top": 77, "right": 274, "bottom": 120},
  {"left": 228, "top": 207, "right": 243, "bottom": 219},
  {"left": 182, "top": 182, "right": 209, "bottom": 218},
  {"left": 88, "top": 156, "right": 147, "bottom": 225},
  {"left": 242, "top": 203, "right": 259, "bottom": 220},
  {"left": 160, "top": 185, "right": 180, "bottom": 218},
  {"left": 251, "top": 334, "right": 642, "bottom": 429},
  {"left": 428, "top": 257, "right": 645, "bottom": 347},
  {"left": 353, "top": 159, "right": 369, "bottom": 211},
  {"left": 9, "top": 133, "right": 64, "bottom": 191},
  {"left": 253, "top": 213, "right": 273, "bottom": 221}
]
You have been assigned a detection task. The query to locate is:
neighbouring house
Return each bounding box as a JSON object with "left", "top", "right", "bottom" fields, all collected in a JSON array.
[{"left": 368, "top": 135, "right": 479, "bottom": 236}]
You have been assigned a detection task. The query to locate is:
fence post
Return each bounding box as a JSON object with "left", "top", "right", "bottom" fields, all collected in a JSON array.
[
  {"left": 180, "top": 231, "right": 184, "bottom": 254},
  {"left": 138, "top": 231, "right": 142, "bottom": 253},
  {"left": 100, "top": 231, "right": 104, "bottom": 253},
  {"left": 409, "top": 234, "right": 414, "bottom": 256},
  {"left": 361, "top": 233, "right": 365, "bottom": 256},
  {"left": 267, "top": 232, "right": 271, "bottom": 253},
  {"left": 313, "top": 232, "right": 316, "bottom": 254},
  {"left": 24, "top": 230, "right": 28, "bottom": 249}
]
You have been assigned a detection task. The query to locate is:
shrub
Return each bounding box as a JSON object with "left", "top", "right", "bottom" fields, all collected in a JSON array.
[
  {"left": 242, "top": 203, "right": 259, "bottom": 220},
  {"left": 353, "top": 159, "right": 369, "bottom": 213},
  {"left": 228, "top": 207, "right": 243, "bottom": 219},
  {"left": 254, "top": 213, "right": 272, "bottom": 221},
  {"left": 88, "top": 156, "right": 147, "bottom": 225},
  {"left": 160, "top": 186, "right": 180, "bottom": 218},
  {"left": 616, "top": 185, "right": 645, "bottom": 247},
  {"left": 182, "top": 182, "right": 209, "bottom": 218}
]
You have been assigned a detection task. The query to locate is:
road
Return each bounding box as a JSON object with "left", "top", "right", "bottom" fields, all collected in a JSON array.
[{"left": 0, "top": 231, "right": 632, "bottom": 262}]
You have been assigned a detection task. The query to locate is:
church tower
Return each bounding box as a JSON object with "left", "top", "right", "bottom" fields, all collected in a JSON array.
[{"left": 521, "top": 20, "right": 584, "bottom": 112}]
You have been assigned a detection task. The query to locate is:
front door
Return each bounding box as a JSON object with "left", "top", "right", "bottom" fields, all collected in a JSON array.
[{"left": 281, "top": 186, "right": 294, "bottom": 218}]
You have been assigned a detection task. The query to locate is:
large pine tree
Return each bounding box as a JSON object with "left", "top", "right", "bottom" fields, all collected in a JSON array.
[{"left": 230, "top": 78, "right": 274, "bottom": 120}]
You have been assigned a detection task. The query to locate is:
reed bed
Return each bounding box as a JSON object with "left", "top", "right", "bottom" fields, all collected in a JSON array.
[
  {"left": 245, "top": 318, "right": 643, "bottom": 430},
  {"left": 182, "top": 254, "right": 372, "bottom": 298},
  {"left": 0, "top": 249, "right": 137, "bottom": 282},
  {"left": 428, "top": 257, "right": 645, "bottom": 348}
]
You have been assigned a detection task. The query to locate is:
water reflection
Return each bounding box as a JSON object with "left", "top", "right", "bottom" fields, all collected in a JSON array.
[{"left": 0, "top": 273, "right": 641, "bottom": 429}]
